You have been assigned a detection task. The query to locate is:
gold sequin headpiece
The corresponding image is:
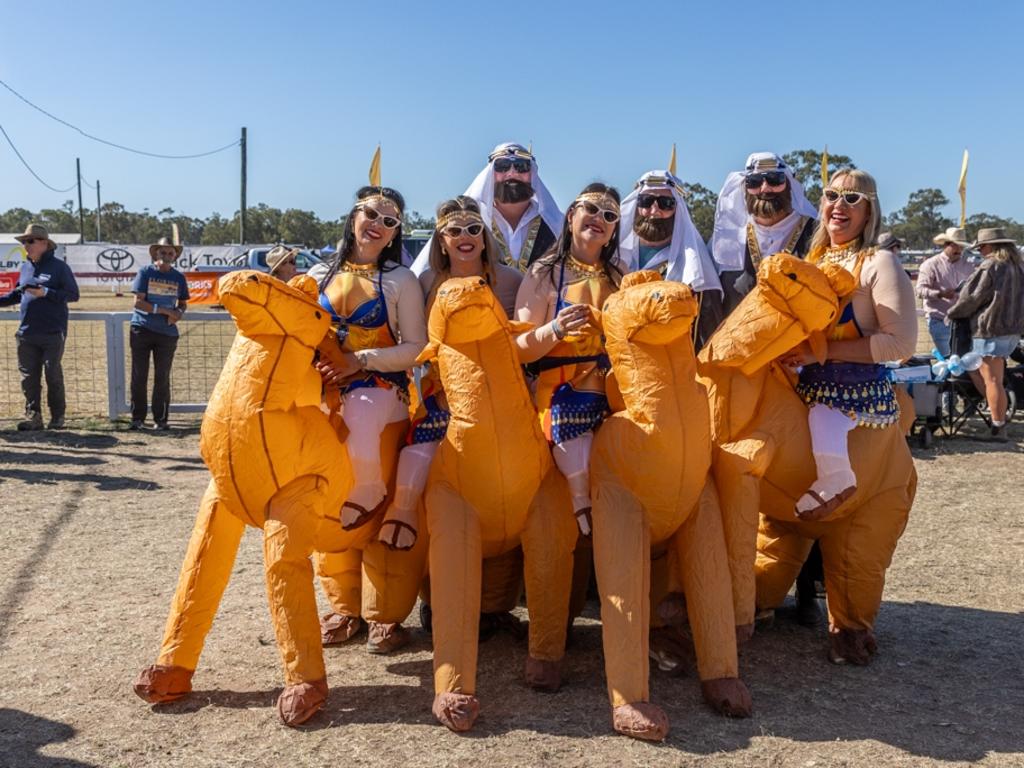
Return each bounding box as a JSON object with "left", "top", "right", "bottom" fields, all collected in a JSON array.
[
  {"left": 359, "top": 187, "right": 402, "bottom": 211},
  {"left": 436, "top": 210, "right": 485, "bottom": 231},
  {"left": 488, "top": 145, "right": 534, "bottom": 162},
  {"left": 575, "top": 191, "right": 620, "bottom": 213}
]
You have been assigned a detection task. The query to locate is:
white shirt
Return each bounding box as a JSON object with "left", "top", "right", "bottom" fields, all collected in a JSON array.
[{"left": 492, "top": 200, "right": 540, "bottom": 264}]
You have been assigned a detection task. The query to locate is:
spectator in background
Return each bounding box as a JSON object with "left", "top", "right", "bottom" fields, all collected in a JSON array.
[
  {"left": 266, "top": 245, "right": 299, "bottom": 282},
  {"left": 916, "top": 227, "right": 974, "bottom": 357},
  {"left": 0, "top": 223, "right": 79, "bottom": 431},
  {"left": 129, "top": 237, "right": 189, "bottom": 430},
  {"left": 876, "top": 231, "right": 903, "bottom": 255}
]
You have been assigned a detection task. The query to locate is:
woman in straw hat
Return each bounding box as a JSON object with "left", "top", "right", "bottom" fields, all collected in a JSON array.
[{"left": 947, "top": 228, "right": 1024, "bottom": 441}]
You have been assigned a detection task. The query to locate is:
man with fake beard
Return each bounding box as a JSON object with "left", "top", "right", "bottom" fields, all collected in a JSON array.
[
  {"left": 619, "top": 170, "right": 723, "bottom": 348},
  {"left": 709, "top": 152, "right": 818, "bottom": 316},
  {"left": 411, "top": 142, "right": 562, "bottom": 275}
]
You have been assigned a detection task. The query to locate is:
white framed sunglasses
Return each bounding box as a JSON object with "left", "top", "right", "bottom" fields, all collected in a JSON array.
[
  {"left": 823, "top": 189, "right": 872, "bottom": 206},
  {"left": 360, "top": 205, "right": 402, "bottom": 229},
  {"left": 577, "top": 200, "right": 620, "bottom": 224},
  {"left": 441, "top": 222, "right": 485, "bottom": 238}
]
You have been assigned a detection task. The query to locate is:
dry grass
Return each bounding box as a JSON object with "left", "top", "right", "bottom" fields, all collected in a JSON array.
[{"left": 1, "top": 421, "right": 1022, "bottom": 767}]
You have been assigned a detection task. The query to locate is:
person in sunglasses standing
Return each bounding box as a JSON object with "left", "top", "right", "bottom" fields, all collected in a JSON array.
[
  {"left": 129, "top": 237, "right": 190, "bottom": 430},
  {"left": 266, "top": 244, "right": 299, "bottom": 282},
  {"left": 618, "top": 169, "right": 723, "bottom": 348},
  {"left": 307, "top": 185, "right": 427, "bottom": 654},
  {"left": 0, "top": 223, "right": 79, "bottom": 431},
  {"left": 710, "top": 153, "right": 819, "bottom": 317},
  {"left": 411, "top": 142, "right": 563, "bottom": 275}
]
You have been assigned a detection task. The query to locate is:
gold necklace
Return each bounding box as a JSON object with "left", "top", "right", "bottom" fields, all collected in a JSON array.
[
  {"left": 340, "top": 259, "right": 378, "bottom": 274},
  {"left": 567, "top": 254, "right": 602, "bottom": 278}
]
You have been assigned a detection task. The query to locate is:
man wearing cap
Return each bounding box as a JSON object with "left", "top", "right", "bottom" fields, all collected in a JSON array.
[
  {"left": 411, "top": 142, "right": 562, "bottom": 275},
  {"left": 916, "top": 227, "right": 975, "bottom": 357},
  {"left": 0, "top": 223, "right": 79, "bottom": 430},
  {"left": 266, "top": 245, "right": 299, "bottom": 282},
  {"left": 709, "top": 152, "right": 818, "bottom": 317},
  {"left": 618, "top": 169, "right": 723, "bottom": 347},
  {"left": 129, "top": 236, "right": 190, "bottom": 430}
]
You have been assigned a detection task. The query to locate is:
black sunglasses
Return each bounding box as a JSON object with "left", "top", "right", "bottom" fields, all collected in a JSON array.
[
  {"left": 637, "top": 194, "right": 676, "bottom": 212},
  {"left": 21, "top": 238, "right": 39, "bottom": 245},
  {"left": 745, "top": 171, "right": 787, "bottom": 189},
  {"left": 493, "top": 157, "right": 531, "bottom": 174}
]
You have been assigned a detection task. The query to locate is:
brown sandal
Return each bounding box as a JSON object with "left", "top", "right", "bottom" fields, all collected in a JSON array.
[
  {"left": 379, "top": 518, "right": 418, "bottom": 551},
  {"left": 340, "top": 496, "right": 388, "bottom": 530},
  {"left": 795, "top": 485, "right": 856, "bottom": 521}
]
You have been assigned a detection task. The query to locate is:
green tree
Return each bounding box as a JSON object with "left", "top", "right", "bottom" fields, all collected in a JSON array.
[
  {"left": 885, "top": 188, "right": 954, "bottom": 249},
  {"left": 403, "top": 211, "right": 435, "bottom": 234},
  {"left": 965, "top": 213, "right": 1024, "bottom": 244},
  {"left": 279, "top": 208, "right": 324, "bottom": 246},
  {"left": 0, "top": 207, "right": 36, "bottom": 232},
  {"left": 782, "top": 149, "right": 856, "bottom": 208},
  {"left": 682, "top": 182, "right": 717, "bottom": 242}
]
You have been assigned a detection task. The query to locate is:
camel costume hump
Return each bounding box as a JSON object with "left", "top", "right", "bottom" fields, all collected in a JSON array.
[
  {"left": 596, "top": 270, "right": 709, "bottom": 533},
  {"left": 419, "top": 276, "right": 552, "bottom": 540},
  {"left": 200, "top": 271, "right": 349, "bottom": 526}
]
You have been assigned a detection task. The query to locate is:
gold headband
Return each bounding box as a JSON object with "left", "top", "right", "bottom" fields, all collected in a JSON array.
[
  {"left": 436, "top": 211, "right": 485, "bottom": 230},
  {"left": 575, "top": 192, "right": 620, "bottom": 212},
  {"left": 488, "top": 148, "right": 534, "bottom": 162}
]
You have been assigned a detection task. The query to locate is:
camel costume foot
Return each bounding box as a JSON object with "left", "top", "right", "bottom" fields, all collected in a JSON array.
[
  {"left": 366, "top": 622, "right": 410, "bottom": 654},
  {"left": 277, "top": 678, "right": 328, "bottom": 727},
  {"left": 828, "top": 628, "right": 877, "bottom": 666},
  {"left": 433, "top": 692, "right": 480, "bottom": 732},
  {"left": 320, "top": 613, "right": 364, "bottom": 646},
  {"left": 133, "top": 665, "right": 193, "bottom": 703},
  {"left": 701, "top": 678, "right": 753, "bottom": 718},
  {"left": 524, "top": 656, "right": 562, "bottom": 692},
  {"left": 735, "top": 623, "right": 755, "bottom": 646},
  {"left": 612, "top": 702, "right": 670, "bottom": 742}
]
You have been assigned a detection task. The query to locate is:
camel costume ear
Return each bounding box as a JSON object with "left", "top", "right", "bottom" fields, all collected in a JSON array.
[{"left": 288, "top": 274, "right": 320, "bottom": 301}]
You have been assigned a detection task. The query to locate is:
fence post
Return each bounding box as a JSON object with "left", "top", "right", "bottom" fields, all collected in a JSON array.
[{"left": 105, "top": 315, "right": 126, "bottom": 420}]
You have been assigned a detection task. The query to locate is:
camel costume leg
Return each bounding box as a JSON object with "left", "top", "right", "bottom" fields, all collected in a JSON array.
[
  {"left": 134, "top": 479, "right": 245, "bottom": 704},
  {"left": 818, "top": 476, "right": 915, "bottom": 665},
  {"left": 714, "top": 433, "right": 776, "bottom": 637},
  {"left": 362, "top": 502, "right": 428, "bottom": 626},
  {"left": 674, "top": 480, "right": 751, "bottom": 718},
  {"left": 754, "top": 516, "right": 816, "bottom": 614},
  {"left": 263, "top": 475, "right": 331, "bottom": 726},
  {"left": 316, "top": 549, "right": 364, "bottom": 644},
  {"left": 521, "top": 467, "right": 579, "bottom": 691},
  {"left": 426, "top": 481, "right": 483, "bottom": 732}
]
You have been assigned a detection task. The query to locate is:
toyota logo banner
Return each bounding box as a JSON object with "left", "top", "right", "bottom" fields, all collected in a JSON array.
[{"left": 39, "top": 243, "right": 247, "bottom": 287}]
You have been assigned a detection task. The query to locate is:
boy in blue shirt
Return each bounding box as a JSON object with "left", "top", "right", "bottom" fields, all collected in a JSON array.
[{"left": 130, "top": 237, "right": 190, "bottom": 429}]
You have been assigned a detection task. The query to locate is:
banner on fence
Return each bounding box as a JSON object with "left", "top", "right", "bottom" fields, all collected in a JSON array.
[
  {"left": 186, "top": 273, "right": 223, "bottom": 304},
  {"left": 0, "top": 272, "right": 17, "bottom": 294}
]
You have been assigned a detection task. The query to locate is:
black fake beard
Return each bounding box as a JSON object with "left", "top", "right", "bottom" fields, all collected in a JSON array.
[
  {"left": 633, "top": 214, "right": 675, "bottom": 242},
  {"left": 746, "top": 190, "right": 793, "bottom": 219},
  {"left": 494, "top": 179, "right": 534, "bottom": 204}
]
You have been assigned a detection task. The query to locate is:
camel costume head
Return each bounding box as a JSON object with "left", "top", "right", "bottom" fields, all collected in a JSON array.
[{"left": 218, "top": 270, "right": 328, "bottom": 347}]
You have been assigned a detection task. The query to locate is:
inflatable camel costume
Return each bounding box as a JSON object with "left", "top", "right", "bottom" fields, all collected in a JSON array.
[
  {"left": 134, "top": 272, "right": 425, "bottom": 726},
  {"left": 698, "top": 253, "right": 917, "bottom": 663}
]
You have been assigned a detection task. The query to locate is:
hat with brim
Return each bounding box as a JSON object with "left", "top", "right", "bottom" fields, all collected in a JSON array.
[
  {"left": 266, "top": 245, "right": 299, "bottom": 276},
  {"left": 971, "top": 227, "right": 1017, "bottom": 249},
  {"left": 14, "top": 223, "right": 58, "bottom": 251},
  {"left": 876, "top": 232, "right": 903, "bottom": 250},
  {"left": 933, "top": 227, "right": 970, "bottom": 248},
  {"left": 149, "top": 236, "right": 184, "bottom": 259}
]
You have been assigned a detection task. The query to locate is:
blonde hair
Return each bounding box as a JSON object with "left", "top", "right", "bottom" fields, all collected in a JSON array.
[
  {"left": 810, "top": 169, "right": 883, "bottom": 254},
  {"left": 425, "top": 196, "right": 499, "bottom": 309},
  {"left": 986, "top": 243, "right": 1022, "bottom": 267}
]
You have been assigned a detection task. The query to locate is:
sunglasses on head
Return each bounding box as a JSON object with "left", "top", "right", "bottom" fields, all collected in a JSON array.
[
  {"left": 744, "top": 171, "right": 787, "bottom": 190},
  {"left": 442, "top": 222, "right": 485, "bottom": 238},
  {"left": 360, "top": 206, "right": 401, "bottom": 229},
  {"left": 823, "top": 189, "right": 871, "bottom": 206},
  {"left": 637, "top": 194, "right": 676, "bottom": 212},
  {"left": 577, "top": 200, "right": 620, "bottom": 224},
  {"left": 493, "top": 157, "right": 531, "bottom": 174}
]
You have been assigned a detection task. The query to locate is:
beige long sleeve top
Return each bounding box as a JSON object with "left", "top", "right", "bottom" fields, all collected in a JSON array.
[{"left": 838, "top": 248, "right": 918, "bottom": 362}]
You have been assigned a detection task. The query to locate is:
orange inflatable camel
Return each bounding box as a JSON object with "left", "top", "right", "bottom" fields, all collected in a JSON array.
[
  {"left": 591, "top": 271, "right": 751, "bottom": 742},
  {"left": 134, "top": 271, "right": 425, "bottom": 726},
  {"left": 698, "top": 253, "right": 917, "bottom": 663},
  {"left": 416, "top": 276, "right": 579, "bottom": 732}
]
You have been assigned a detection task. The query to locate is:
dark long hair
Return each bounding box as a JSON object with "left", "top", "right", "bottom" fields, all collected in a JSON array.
[
  {"left": 539, "top": 182, "right": 623, "bottom": 288},
  {"left": 318, "top": 186, "right": 405, "bottom": 289}
]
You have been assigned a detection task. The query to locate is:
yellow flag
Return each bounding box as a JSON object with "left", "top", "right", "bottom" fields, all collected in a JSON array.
[
  {"left": 368, "top": 144, "right": 381, "bottom": 187},
  {"left": 958, "top": 149, "right": 969, "bottom": 228},
  {"left": 171, "top": 223, "right": 180, "bottom": 246},
  {"left": 668, "top": 144, "right": 677, "bottom": 176},
  {"left": 821, "top": 145, "right": 829, "bottom": 188}
]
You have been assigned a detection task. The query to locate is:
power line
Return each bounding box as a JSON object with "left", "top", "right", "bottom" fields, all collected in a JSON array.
[
  {"left": 0, "top": 77, "right": 240, "bottom": 160},
  {"left": 0, "top": 121, "right": 77, "bottom": 194}
]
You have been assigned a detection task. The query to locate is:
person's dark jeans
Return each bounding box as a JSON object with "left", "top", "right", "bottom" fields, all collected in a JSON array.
[
  {"left": 16, "top": 332, "right": 66, "bottom": 419},
  {"left": 130, "top": 325, "right": 179, "bottom": 423}
]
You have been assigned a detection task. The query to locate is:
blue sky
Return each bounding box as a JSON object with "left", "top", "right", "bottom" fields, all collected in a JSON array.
[{"left": 2, "top": 0, "right": 1022, "bottom": 228}]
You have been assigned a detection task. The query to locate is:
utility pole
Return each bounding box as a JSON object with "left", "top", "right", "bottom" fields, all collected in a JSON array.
[
  {"left": 240, "top": 126, "right": 247, "bottom": 244},
  {"left": 76, "top": 157, "right": 84, "bottom": 242},
  {"left": 95, "top": 180, "right": 102, "bottom": 242}
]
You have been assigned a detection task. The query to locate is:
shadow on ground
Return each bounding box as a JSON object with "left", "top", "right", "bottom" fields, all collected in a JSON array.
[{"left": 0, "top": 709, "right": 99, "bottom": 768}]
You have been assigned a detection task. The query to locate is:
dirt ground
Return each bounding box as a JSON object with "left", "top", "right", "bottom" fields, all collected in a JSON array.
[{"left": 1, "top": 418, "right": 1022, "bottom": 768}]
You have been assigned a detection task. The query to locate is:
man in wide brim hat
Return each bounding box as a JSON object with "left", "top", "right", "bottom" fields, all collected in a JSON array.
[
  {"left": 149, "top": 236, "right": 184, "bottom": 259},
  {"left": 14, "top": 223, "right": 58, "bottom": 252},
  {"left": 876, "top": 232, "right": 904, "bottom": 251},
  {"left": 971, "top": 227, "right": 1018, "bottom": 250},
  {"left": 933, "top": 227, "right": 970, "bottom": 249}
]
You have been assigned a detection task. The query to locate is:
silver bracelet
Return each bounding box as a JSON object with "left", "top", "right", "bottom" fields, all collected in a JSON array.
[{"left": 551, "top": 318, "right": 566, "bottom": 340}]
